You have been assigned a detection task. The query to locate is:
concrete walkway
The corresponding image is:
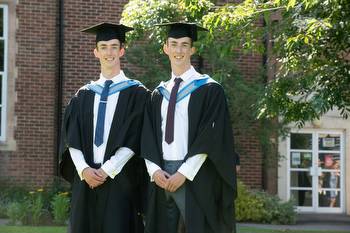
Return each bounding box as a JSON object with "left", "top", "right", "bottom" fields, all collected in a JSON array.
[
  {"left": 0, "top": 219, "right": 9, "bottom": 225},
  {"left": 1, "top": 213, "right": 350, "bottom": 231},
  {"left": 239, "top": 213, "right": 350, "bottom": 232}
]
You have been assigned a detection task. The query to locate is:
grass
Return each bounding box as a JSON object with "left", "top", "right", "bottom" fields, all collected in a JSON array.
[
  {"left": 0, "top": 226, "right": 66, "bottom": 233},
  {"left": 0, "top": 225, "right": 348, "bottom": 233}
]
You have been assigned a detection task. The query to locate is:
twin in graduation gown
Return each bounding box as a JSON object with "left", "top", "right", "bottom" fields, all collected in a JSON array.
[
  {"left": 141, "top": 81, "right": 238, "bottom": 233},
  {"left": 59, "top": 84, "right": 149, "bottom": 233}
]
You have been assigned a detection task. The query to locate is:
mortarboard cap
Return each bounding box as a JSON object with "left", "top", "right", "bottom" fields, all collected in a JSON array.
[
  {"left": 155, "top": 22, "right": 208, "bottom": 41},
  {"left": 81, "top": 22, "right": 133, "bottom": 43}
]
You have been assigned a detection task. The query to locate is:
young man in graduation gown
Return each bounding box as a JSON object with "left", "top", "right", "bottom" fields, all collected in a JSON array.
[
  {"left": 141, "top": 22, "right": 238, "bottom": 233},
  {"left": 59, "top": 22, "right": 148, "bottom": 233}
]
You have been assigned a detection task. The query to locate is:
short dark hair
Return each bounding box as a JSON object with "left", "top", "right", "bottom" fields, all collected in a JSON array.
[
  {"left": 95, "top": 40, "right": 124, "bottom": 49},
  {"left": 165, "top": 37, "right": 193, "bottom": 47}
]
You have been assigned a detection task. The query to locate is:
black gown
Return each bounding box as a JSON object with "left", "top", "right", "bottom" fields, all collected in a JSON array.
[
  {"left": 59, "top": 84, "right": 149, "bottom": 233},
  {"left": 141, "top": 82, "right": 237, "bottom": 233}
]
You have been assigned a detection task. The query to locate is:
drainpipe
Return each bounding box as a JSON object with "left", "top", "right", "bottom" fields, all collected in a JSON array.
[
  {"left": 55, "top": 0, "right": 64, "bottom": 176},
  {"left": 261, "top": 13, "right": 268, "bottom": 191},
  {"left": 261, "top": 14, "right": 278, "bottom": 194}
]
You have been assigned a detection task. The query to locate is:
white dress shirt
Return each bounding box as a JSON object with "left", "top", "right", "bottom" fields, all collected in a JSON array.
[
  {"left": 69, "top": 71, "right": 134, "bottom": 180},
  {"left": 145, "top": 66, "right": 208, "bottom": 181}
]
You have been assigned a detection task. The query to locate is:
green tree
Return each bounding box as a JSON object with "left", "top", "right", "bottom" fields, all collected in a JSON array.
[
  {"left": 121, "top": 0, "right": 281, "bottom": 161},
  {"left": 201, "top": 0, "right": 350, "bottom": 125},
  {"left": 259, "top": 0, "right": 350, "bottom": 126}
]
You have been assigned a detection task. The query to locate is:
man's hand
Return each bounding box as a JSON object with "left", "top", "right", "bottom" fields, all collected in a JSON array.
[
  {"left": 96, "top": 168, "right": 108, "bottom": 180},
  {"left": 152, "top": 169, "right": 170, "bottom": 189},
  {"left": 82, "top": 167, "right": 106, "bottom": 188},
  {"left": 166, "top": 172, "right": 186, "bottom": 192}
]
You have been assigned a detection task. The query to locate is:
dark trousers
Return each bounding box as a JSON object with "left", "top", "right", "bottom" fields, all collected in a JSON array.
[{"left": 163, "top": 160, "right": 186, "bottom": 233}]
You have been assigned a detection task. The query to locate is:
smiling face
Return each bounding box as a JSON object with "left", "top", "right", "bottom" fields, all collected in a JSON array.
[
  {"left": 163, "top": 37, "right": 195, "bottom": 75},
  {"left": 94, "top": 39, "right": 124, "bottom": 72}
]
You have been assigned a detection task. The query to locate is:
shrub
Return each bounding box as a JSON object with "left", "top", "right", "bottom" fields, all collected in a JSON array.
[
  {"left": 28, "top": 189, "right": 45, "bottom": 225},
  {"left": 6, "top": 200, "right": 30, "bottom": 225},
  {"left": 5, "top": 189, "right": 48, "bottom": 226},
  {"left": 1, "top": 183, "right": 71, "bottom": 226},
  {"left": 235, "top": 181, "right": 265, "bottom": 222},
  {"left": 235, "top": 181, "right": 296, "bottom": 224},
  {"left": 51, "top": 192, "right": 70, "bottom": 225},
  {"left": 0, "top": 198, "right": 8, "bottom": 218},
  {"left": 0, "top": 186, "right": 31, "bottom": 219}
]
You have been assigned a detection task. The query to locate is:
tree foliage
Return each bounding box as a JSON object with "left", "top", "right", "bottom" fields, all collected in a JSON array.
[
  {"left": 121, "top": 0, "right": 214, "bottom": 87},
  {"left": 263, "top": 0, "right": 350, "bottom": 126},
  {"left": 121, "top": 0, "right": 280, "bottom": 159},
  {"left": 123, "top": 0, "right": 350, "bottom": 126},
  {"left": 256, "top": 0, "right": 349, "bottom": 125},
  {"left": 200, "top": 0, "right": 350, "bottom": 125}
]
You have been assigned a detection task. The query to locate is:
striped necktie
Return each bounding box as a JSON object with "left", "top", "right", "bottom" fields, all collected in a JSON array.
[{"left": 94, "top": 80, "right": 113, "bottom": 147}]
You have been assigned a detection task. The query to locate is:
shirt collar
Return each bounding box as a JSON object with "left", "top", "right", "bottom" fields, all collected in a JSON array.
[
  {"left": 171, "top": 66, "right": 198, "bottom": 83},
  {"left": 157, "top": 66, "right": 204, "bottom": 89},
  {"left": 96, "top": 70, "right": 128, "bottom": 85}
]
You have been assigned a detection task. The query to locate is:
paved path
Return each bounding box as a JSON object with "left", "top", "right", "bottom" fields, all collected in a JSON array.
[
  {"left": 0, "top": 219, "right": 9, "bottom": 225},
  {"left": 1, "top": 213, "right": 350, "bottom": 231},
  {"left": 239, "top": 213, "right": 350, "bottom": 232},
  {"left": 239, "top": 222, "right": 350, "bottom": 231}
]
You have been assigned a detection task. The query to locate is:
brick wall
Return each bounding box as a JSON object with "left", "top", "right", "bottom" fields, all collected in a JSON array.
[
  {"left": 0, "top": 0, "right": 58, "bottom": 187},
  {"left": 63, "top": 0, "right": 129, "bottom": 105},
  {"left": 0, "top": 0, "right": 265, "bottom": 190},
  {"left": 235, "top": 53, "right": 264, "bottom": 189}
]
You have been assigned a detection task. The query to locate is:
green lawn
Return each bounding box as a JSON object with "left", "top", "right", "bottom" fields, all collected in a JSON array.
[
  {"left": 0, "top": 225, "right": 348, "bottom": 233},
  {"left": 0, "top": 226, "right": 66, "bottom": 233}
]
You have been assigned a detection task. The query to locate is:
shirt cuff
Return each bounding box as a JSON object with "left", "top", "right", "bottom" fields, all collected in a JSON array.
[
  {"left": 145, "top": 159, "right": 162, "bottom": 182},
  {"left": 101, "top": 147, "right": 134, "bottom": 179},
  {"left": 177, "top": 154, "right": 207, "bottom": 181},
  {"left": 69, "top": 147, "right": 89, "bottom": 181}
]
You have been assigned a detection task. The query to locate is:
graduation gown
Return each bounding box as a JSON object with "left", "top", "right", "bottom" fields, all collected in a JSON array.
[
  {"left": 141, "top": 82, "right": 237, "bottom": 233},
  {"left": 59, "top": 84, "right": 149, "bottom": 233}
]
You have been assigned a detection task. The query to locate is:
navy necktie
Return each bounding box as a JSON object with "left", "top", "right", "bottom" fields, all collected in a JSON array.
[
  {"left": 94, "top": 80, "right": 113, "bottom": 147},
  {"left": 165, "top": 77, "right": 183, "bottom": 144}
]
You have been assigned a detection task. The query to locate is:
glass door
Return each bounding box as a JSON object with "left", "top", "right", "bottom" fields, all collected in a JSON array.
[
  {"left": 289, "top": 133, "right": 313, "bottom": 209},
  {"left": 288, "top": 131, "right": 344, "bottom": 213},
  {"left": 317, "top": 133, "right": 342, "bottom": 211}
]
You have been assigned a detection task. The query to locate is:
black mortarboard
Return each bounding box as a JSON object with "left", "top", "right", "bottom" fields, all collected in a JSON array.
[
  {"left": 155, "top": 22, "right": 208, "bottom": 41},
  {"left": 81, "top": 22, "right": 133, "bottom": 43}
]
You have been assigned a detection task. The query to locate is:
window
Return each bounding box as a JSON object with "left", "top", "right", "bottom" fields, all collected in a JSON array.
[
  {"left": 0, "top": 5, "right": 7, "bottom": 141},
  {"left": 288, "top": 130, "right": 344, "bottom": 213}
]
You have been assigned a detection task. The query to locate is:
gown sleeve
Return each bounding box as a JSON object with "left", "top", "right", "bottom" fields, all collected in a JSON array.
[
  {"left": 59, "top": 95, "right": 82, "bottom": 183},
  {"left": 187, "top": 83, "right": 237, "bottom": 190}
]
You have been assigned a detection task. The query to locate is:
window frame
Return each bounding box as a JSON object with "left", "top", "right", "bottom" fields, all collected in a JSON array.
[
  {"left": 0, "top": 0, "right": 16, "bottom": 151},
  {"left": 287, "top": 129, "right": 345, "bottom": 213},
  {"left": 0, "top": 4, "right": 8, "bottom": 141}
]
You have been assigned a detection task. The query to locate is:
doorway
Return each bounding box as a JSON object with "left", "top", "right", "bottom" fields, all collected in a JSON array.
[{"left": 287, "top": 130, "right": 344, "bottom": 213}]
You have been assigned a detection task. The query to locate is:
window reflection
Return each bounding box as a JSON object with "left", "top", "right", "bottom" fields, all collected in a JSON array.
[
  {"left": 319, "top": 190, "right": 340, "bottom": 208},
  {"left": 318, "top": 153, "right": 340, "bottom": 170},
  {"left": 319, "top": 170, "right": 340, "bottom": 207},
  {"left": 291, "top": 172, "right": 312, "bottom": 188},
  {"left": 290, "top": 152, "right": 312, "bottom": 168},
  {"left": 291, "top": 190, "right": 312, "bottom": 207},
  {"left": 319, "top": 134, "right": 340, "bottom": 151},
  {"left": 0, "top": 8, "right": 3, "bottom": 37},
  {"left": 0, "top": 40, "right": 3, "bottom": 71},
  {"left": 291, "top": 133, "right": 312, "bottom": 150}
]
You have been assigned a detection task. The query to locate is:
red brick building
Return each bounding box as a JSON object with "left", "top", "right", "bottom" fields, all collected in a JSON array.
[
  {"left": 0, "top": 0, "right": 267, "bottom": 194},
  {"left": 1, "top": 0, "right": 349, "bottom": 216}
]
